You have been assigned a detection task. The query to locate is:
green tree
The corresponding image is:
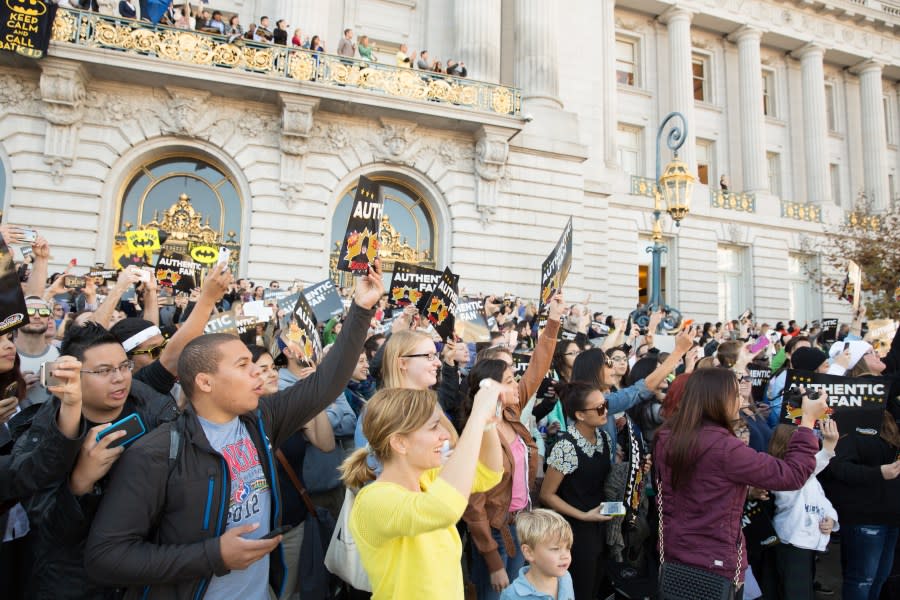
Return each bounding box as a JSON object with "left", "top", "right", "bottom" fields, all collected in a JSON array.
[{"left": 815, "top": 195, "right": 900, "bottom": 319}]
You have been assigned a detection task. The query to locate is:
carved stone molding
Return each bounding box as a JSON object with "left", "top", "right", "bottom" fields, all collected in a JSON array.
[
  {"left": 158, "top": 87, "right": 213, "bottom": 138},
  {"left": 278, "top": 94, "right": 320, "bottom": 210},
  {"left": 473, "top": 125, "right": 510, "bottom": 226},
  {"left": 0, "top": 71, "right": 40, "bottom": 114},
  {"left": 39, "top": 59, "right": 88, "bottom": 184},
  {"left": 369, "top": 117, "right": 420, "bottom": 165}
]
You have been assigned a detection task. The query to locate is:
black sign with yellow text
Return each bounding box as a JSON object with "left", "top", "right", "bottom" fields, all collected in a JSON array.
[{"left": 0, "top": 0, "right": 58, "bottom": 59}]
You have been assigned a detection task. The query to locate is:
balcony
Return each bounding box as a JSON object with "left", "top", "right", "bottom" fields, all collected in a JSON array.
[
  {"left": 710, "top": 189, "right": 756, "bottom": 213},
  {"left": 781, "top": 200, "right": 823, "bottom": 223},
  {"left": 48, "top": 8, "right": 522, "bottom": 120}
]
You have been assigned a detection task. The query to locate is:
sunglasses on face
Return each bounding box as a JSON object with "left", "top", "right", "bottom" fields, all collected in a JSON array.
[
  {"left": 130, "top": 339, "right": 168, "bottom": 360},
  {"left": 583, "top": 403, "right": 608, "bottom": 417},
  {"left": 27, "top": 307, "right": 51, "bottom": 317}
]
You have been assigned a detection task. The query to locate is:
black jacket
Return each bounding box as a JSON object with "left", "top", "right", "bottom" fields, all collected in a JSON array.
[
  {"left": 1, "top": 398, "right": 85, "bottom": 505},
  {"left": 820, "top": 427, "right": 900, "bottom": 527},
  {"left": 23, "top": 380, "right": 178, "bottom": 600},
  {"left": 84, "top": 302, "right": 374, "bottom": 599}
]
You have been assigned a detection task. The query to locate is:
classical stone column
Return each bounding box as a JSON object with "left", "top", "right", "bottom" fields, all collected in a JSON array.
[
  {"left": 660, "top": 6, "right": 696, "bottom": 173},
  {"left": 854, "top": 60, "right": 889, "bottom": 209},
  {"left": 514, "top": 0, "right": 561, "bottom": 108},
  {"left": 730, "top": 26, "right": 767, "bottom": 193},
  {"left": 601, "top": 0, "right": 618, "bottom": 167},
  {"left": 454, "top": 0, "right": 501, "bottom": 83},
  {"left": 792, "top": 43, "right": 828, "bottom": 204}
]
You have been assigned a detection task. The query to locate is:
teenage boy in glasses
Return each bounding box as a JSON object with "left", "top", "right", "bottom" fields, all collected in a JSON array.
[
  {"left": 12, "top": 266, "right": 234, "bottom": 599},
  {"left": 16, "top": 296, "right": 60, "bottom": 408}
]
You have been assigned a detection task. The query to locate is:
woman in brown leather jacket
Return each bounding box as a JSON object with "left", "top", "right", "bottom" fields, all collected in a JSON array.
[{"left": 460, "top": 294, "right": 565, "bottom": 599}]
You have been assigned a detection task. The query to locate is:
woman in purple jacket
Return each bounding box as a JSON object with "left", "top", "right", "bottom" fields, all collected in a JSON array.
[{"left": 654, "top": 367, "right": 826, "bottom": 598}]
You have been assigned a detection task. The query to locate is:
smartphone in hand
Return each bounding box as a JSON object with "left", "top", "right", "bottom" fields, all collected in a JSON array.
[
  {"left": 40, "top": 361, "right": 63, "bottom": 388},
  {"left": 95, "top": 413, "right": 147, "bottom": 449},
  {"left": 261, "top": 524, "right": 294, "bottom": 540}
]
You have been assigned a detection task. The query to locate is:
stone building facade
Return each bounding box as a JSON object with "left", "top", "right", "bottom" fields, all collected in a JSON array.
[{"left": 1, "top": 0, "right": 899, "bottom": 325}]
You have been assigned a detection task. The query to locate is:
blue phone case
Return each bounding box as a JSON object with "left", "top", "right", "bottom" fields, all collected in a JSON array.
[{"left": 96, "top": 413, "right": 147, "bottom": 448}]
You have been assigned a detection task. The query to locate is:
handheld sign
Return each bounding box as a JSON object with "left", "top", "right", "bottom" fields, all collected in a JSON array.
[
  {"left": 336, "top": 176, "right": 382, "bottom": 274},
  {"left": 539, "top": 216, "right": 573, "bottom": 317},
  {"left": 155, "top": 250, "right": 202, "bottom": 292},
  {"left": 203, "top": 310, "right": 259, "bottom": 337},
  {"left": 820, "top": 318, "right": 839, "bottom": 344},
  {"left": 302, "top": 279, "right": 344, "bottom": 324},
  {"left": 387, "top": 263, "right": 443, "bottom": 312},
  {"left": 454, "top": 297, "right": 491, "bottom": 343},
  {"left": 780, "top": 370, "right": 888, "bottom": 433},
  {"left": 190, "top": 245, "right": 219, "bottom": 265},
  {"left": 125, "top": 229, "right": 161, "bottom": 253},
  {"left": 422, "top": 268, "right": 459, "bottom": 342},
  {"left": 0, "top": 235, "right": 27, "bottom": 335},
  {"left": 285, "top": 294, "right": 323, "bottom": 364}
]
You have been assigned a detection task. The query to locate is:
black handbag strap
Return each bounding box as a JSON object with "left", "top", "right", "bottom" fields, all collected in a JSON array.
[{"left": 657, "top": 477, "right": 743, "bottom": 587}]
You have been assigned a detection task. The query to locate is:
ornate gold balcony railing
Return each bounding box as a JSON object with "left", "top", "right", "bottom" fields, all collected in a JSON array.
[
  {"left": 630, "top": 175, "right": 656, "bottom": 198},
  {"left": 781, "top": 200, "right": 822, "bottom": 223},
  {"left": 50, "top": 8, "right": 522, "bottom": 117},
  {"left": 846, "top": 211, "right": 882, "bottom": 231},
  {"left": 710, "top": 190, "right": 756, "bottom": 213}
]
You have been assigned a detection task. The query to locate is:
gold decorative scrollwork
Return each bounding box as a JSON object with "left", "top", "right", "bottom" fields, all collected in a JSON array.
[
  {"left": 288, "top": 53, "right": 316, "bottom": 80},
  {"left": 710, "top": 190, "right": 756, "bottom": 213},
  {"left": 491, "top": 87, "right": 513, "bottom": 114},
  {"left": 52, "top": 10, "right": 77, "bottom": 42}
]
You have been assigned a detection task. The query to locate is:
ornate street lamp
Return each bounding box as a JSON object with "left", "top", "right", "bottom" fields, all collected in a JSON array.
[{"left": 634, "top": 112, "right": 694, "bottom": 332}]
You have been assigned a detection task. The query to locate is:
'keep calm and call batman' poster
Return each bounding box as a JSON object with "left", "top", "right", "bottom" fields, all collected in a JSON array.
[
  {"left": 539, "top": 216, "right": 573, "bottom": 317},
  {"left": 336, "top": 176, "right": 383, "bottom": 275}
]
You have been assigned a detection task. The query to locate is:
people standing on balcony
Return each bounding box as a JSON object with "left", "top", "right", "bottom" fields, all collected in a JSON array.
[
  {"left": 396, "top": 43, "right": 416, "bottom": 68},
  {"left": 291, "top": 28, "right": 304, "bottom": 47},
  {"left": 310, "top": 35, "right": 325, "bottom": 53},
  {"left": 254, "top": 16, "right": 274, "bottom": 43},
  {"left": 207, "top": 11, "right": 226, "bottom": 36},
  {"left": 173, "top": 2, "right": 192, "bottom": 29},
  {"left": 358, "top": 35, "right": 376, "bottom": 61},
  {"left": 432, "top": 61, "right": 445, "bottom": 75},
  {"left": 194, "top": 9, "right": 212, "bottom": 32},
  {"left": 243, "top": 23, "right": 256, "bottom": 41},
  {"left": 416, "top": 50, "right": 431, "bottom": 71},
  {"left": 720, "top": 174, "right": 730, "bottom": 191},
  {"left": 273, "top": 20, "right": 288, "bottom": 46},
  {"left": 447, "top": 60, "right": 468, "bottom": 78},
  {"left": 227, "top": 15, "right": 243, "bottom": 43},
  {"left": 117, "top": 0, "right": 136, "bottom": 19},
  {"left": 338, "top": 28, "right": 357, "bottom": 58}
]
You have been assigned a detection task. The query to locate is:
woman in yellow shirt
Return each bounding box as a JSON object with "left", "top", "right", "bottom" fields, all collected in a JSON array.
[{"left": 342, "top": 383, "right": 505, "bottom": 599}]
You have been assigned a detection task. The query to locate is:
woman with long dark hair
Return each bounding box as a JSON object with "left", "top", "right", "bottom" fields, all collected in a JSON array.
[
  {"left": 571, "top": 330, "right": 692, "bottom": 462},
  {"left": 654, "top": 368, "right": 825, "bottom": 597},
  {"left": 462, "top": 359, "right": 537, "bottom": 599},
  {"left": 539, "top": 381, "right": 614, "bottom": 598}
]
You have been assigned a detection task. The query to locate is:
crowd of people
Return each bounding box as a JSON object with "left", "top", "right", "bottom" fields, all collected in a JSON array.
[
  {"left": 0, "top": 220, "right": 898, "bottom": 600},
  {"left": 60, "top": 1, "right": 471, "bottom": 78}
]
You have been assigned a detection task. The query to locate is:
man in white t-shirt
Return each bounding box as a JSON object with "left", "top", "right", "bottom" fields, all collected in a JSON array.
[{"left": 17, "top": 296, "right": 59, "bottom": 408}]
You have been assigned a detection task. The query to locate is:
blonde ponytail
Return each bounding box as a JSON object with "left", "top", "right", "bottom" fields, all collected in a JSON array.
[{"left": 340, "top": 447, "right": 376, "bottom": 490}]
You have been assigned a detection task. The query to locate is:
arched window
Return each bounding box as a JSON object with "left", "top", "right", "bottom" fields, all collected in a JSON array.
[
  {"left": 330, "top": 176, "right": 437, "bottom": 285},
  {"left": 116, "top": 156, "right": 242, "bottom": 265}
]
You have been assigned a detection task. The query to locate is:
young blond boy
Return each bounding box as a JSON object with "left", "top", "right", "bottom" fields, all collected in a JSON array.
[{"left": 500, "top": 509, "right": 575, "bottom": 600}]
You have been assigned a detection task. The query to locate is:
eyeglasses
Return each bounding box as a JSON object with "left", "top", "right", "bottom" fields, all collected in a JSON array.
[
  {"left": 81, "top": 360, "right": 134, "bottom": 378},
  {"left": 130, "top": 339, "right": 168, "bottom": 360},
  {"left": 563, "top": 350, "right": 581, "bottom": 357},
  {"left": 402, "top": 352, "right": 439, "bottom": 361},
  {"left": 610, "top": 356, "right": 627, "bottom": 363},
  {"left": 583, "top": 403, "right": 608, "bottom": 416},
  {"left": 27, "top": 307, "right": 51, "bottom": 317}
]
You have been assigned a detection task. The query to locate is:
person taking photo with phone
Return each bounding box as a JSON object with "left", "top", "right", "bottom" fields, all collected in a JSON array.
[{"left": 83, "top": 262, "right": 384, "bottom": 599}]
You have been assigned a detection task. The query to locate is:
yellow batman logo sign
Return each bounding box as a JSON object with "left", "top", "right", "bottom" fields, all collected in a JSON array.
[
  {"left": 7, "top": 0, "right": 47, "bottom": 16},
  {"left": 191, "top": 245, "right": 219, "bottom": 265}
]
